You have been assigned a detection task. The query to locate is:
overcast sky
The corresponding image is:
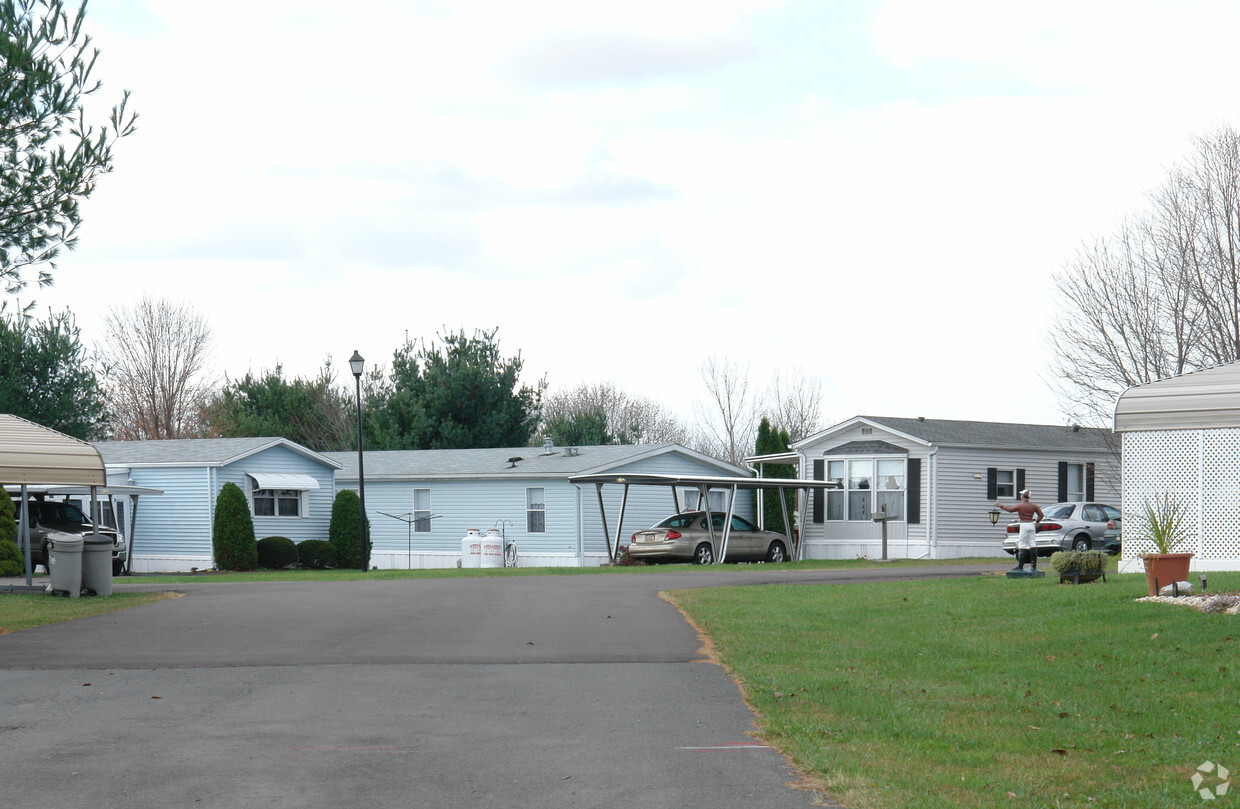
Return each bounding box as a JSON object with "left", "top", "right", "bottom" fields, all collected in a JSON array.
[{"left": 31, "top": 0, "right": 1240, "bottom": 431}]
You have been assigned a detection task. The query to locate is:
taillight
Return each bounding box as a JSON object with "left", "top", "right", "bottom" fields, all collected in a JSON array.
[
  {"left": 1006, "top": 525, "right": 1017, "bottom": 533},
  {"left": 1037, "top": 523, "right": 1062, "bottom": 532},
  {"left": 1106, "top": 522, "right": 1116, "bottom": 529},
  {"left": 665, "top": 530, "right": 681, "bottom": 541},
  {"left": 631, "top": 533, "right": 637, "bottom": 542}
]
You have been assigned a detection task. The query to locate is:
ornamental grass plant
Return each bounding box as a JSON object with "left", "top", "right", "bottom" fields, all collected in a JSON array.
[{"left": 1134, "top": 492, "right": 1192, "bottom": 554}]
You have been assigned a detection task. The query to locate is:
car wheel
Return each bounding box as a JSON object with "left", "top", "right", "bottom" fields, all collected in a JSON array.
[
  {"left": 766, "top": 541, "right": 787, "bottom": 563},
  {"left": 693, "top": 543, "right": 714, "bottom": 565},
  {"left": 1072, "top": 536, "right": 1091, "bottom": 551}
]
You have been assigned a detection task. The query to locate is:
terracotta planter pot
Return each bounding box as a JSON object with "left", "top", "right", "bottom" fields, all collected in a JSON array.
[{"left": 1140, "top": 552, "right": 1194, "bottom": 596}]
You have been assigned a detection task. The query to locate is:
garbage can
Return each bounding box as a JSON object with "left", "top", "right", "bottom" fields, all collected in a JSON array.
[
  {"left": 48, "top": 534, "right": 84, "bottom": 598},
  {"left": 81, "top": 534, "right": 114, "bottom": 597}
]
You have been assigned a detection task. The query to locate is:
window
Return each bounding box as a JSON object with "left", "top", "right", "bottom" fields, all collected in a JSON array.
[
  {"left": 824, "top": 457, "right": 906, "bottom": 521},
  {"left": 413, "top": 488, "right": 431, "bottom": 533},
  {"left": 875, "top": 458, "right": 905, "bottom": 520},
  {"left": 253, "top": 488, "right": 301, "bottom": 517},
  {"left": 526, "top": 487, "right": 546, "bottom": 533},
  {"left": 994, "top": 470, "right": 1015, "bottom": 499},
  {"left": 826, "top": 460, "right": 845, "bottom": 521},
  {"left": 683, "top": 489, "right": 728, "bottom": 512},
  {"left": 848, "top": 459, "right": 872, "bottom": 521},
  {"left": 1065, "top": 464, "right": 1085, "bottom": 502}
]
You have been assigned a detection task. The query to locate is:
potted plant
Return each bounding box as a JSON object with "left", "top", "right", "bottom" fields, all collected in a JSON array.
[
  {"left": 1133, "top": 493, "right": 1194, "bottom": 597},
  {"left": 1049, "top": 550, "right": 1107, "bottom": 584}
]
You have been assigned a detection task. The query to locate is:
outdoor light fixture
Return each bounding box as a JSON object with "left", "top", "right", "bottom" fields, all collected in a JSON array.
[
  {"left": 350, "top": 350, "right": 368, "bottom": 573},
  {"left": 988, "top": 506, "right": 1002, "bottom": 525}
]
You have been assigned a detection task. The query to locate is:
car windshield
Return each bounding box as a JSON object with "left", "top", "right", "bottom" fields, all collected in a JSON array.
[
  {"left": 34, "top": 502, "right": 90, "bottom": 526},
  {"left": 1043, "top": 504, "right": 1076, "bottom": 519}
]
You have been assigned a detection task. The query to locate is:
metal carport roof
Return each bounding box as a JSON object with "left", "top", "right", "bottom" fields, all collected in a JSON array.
[{"left": 1114, "top": 362, "right": 1240, "bottom": 432}]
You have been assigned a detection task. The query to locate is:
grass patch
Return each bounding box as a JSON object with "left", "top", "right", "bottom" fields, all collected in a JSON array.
[
  {"left": 0, "top": 591, "right": 180, "bottom": 634},
  {"left": 668, "top": 571, "right": 1240, "bottom": 809},
  {"left": 126, "top": 556, "right": 1009, "bottom": 584}
]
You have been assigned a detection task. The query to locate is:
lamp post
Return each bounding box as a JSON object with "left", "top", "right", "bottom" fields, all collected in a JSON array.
[
  {"left": 349, "top": 350, "right": 368, "bottom": 573},
  {"left": 988, "top": 506, "right": 1002, "bottom": 525}
]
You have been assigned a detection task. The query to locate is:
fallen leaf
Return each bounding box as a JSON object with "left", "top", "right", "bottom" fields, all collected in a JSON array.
[
  {"left": 151, "top": 696, "right": 163, "bottom": 699},
  {"left": 1045, "top": 655, "right": 1056, "bottom": 662},
  {"left": 1052, "top": 749, "right": 1067, "bottom": 755}
]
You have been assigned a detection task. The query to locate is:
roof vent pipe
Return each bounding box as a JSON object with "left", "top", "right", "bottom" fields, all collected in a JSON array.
[{"left": 543, "top": 437, "right": 555, "bottom": 454}]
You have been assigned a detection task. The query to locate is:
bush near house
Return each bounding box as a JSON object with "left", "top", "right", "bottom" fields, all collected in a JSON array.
[
  {"left": 257, "top": 536, "right": 298, "bottom": 569},
  {"left": 0, "top": 537, "right": 24, "bottom": 577},
  {"left": 212, "top": 482, "right": 258, "bottom": 571},
  {"left": 0, "top": 495, "right": 16, "bottom": 546},
  {"left": 297, "top": 539, "right": 336, "bottom": 569},
  {"left": 329, "top": 490, "right": 370, "bottom": 570}
]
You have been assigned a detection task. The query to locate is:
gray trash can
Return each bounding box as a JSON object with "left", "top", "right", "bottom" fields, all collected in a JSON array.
[
  {"left": 81, "top": 534, "right": 114, "bottom": 597},
  {"left": 48, "top": 534, "right": 84, "bottom": 598}
]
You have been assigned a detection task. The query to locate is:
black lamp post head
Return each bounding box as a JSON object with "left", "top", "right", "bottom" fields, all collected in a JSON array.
[
  {"left": 349, "top": 350, "right": 364, "bottom": 379},
  {"left": 988, "top": 507, "right": 1001, "bottom": 526}
]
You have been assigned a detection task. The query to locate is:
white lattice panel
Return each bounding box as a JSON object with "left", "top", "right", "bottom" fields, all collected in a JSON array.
[
  {"left": 1202, "top": 430, "right": 1240, "bottom": 560},
  {"left": 1122, "top": 430, "right": 1200, "bottom": 558}
]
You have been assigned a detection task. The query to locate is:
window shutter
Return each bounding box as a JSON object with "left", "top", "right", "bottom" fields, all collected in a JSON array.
[
  {"left": 907, "top": 458, "right": 921, "bottom": 524},
  {"left": 1058, "top": 462, "right": 1068, "bottom": 502},
  {"left": 1086, "top": 462, "right": 1095, "bottom": 501},
  {"left": 812, "top": 459, "right": 825, "bottom": 524},
  {"left": 1015, "top": 468, "right": 1026, "bottom": 494},
  {"left": 986, "top": 468, "right": 997, "bottom": 500}
]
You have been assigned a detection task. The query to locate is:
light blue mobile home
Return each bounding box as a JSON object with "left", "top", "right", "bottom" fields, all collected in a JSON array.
[
  {"left": 94, "top": 438, "right": 341, "bottom": 572},
  {"left": 325, "top": 441, "right": 752, "bottom": 568}
]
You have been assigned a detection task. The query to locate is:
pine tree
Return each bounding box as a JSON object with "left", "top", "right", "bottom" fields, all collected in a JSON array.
[{"left": 212, "top": 482, "right": 258, "bottom": 570}]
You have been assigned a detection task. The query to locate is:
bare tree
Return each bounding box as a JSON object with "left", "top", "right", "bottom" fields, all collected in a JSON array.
[
  {"left": 692, "top": 356, "right": 762, "bottom": 466},
  {"left": 539, "top": 382, "right": 690, "bottom": 445},
  {"left": 1048, "top": 126, "right": 1240, "bottom": 425},
  {"left": 99, "top": 295, "right": 214, "bottom": 439},
  {"left": 767, "top": 367, "right": 824, "bottom": 442}
]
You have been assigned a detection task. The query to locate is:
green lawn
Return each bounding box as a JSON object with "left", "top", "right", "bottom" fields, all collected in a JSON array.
[
  {"left": 0, "top": 591, "right": 180, "bottom": 633},
  {"left": 668, "top": 571, "right": 1240, "bottom": 809}
]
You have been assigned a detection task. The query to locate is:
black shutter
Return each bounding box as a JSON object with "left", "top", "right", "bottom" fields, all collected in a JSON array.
[
  {"left": 1086, "top": 463, "right": 1095, "bottom": 501},
  {"left": 813, "top": 459, "right": 825, "bottom": 524},
  {"left": 986, "top": 468, "right": 997, "bottom": 500},
  {"left": 1058, "top": 462, "right": 1068, "bottom": 502},
  {"left": 907, "top": 458, "right": 921, "bottom": 525},
  {"left": 1015, "top": 468, "right": 1026, "bottom": 495}
]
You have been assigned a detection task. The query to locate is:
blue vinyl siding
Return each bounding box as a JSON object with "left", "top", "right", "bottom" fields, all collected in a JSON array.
[
  {"left": 126, "top": 466, "right": 214, "bottom": 557},
  {"left": 217, "top": 445, "right": 335, "bottom": 544}
]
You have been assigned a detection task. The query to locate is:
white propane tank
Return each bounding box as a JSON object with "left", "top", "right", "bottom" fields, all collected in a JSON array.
[
  {"left": 461, "top": 528, "right": 482, "bottom": 568},
  {"left": 481, "top": 528, "right": 503, "bottom": 568}
]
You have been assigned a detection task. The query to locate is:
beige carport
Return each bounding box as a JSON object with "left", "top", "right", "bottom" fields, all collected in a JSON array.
[
  {"left": 569, "top": 471, "right": 841, "bottom": 564},
  {"left": 0, "top": 414, "right": 106, "bottom": 589}
]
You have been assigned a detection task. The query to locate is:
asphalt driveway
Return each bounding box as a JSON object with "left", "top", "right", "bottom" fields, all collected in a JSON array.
[{"left": 0, "top": 564, "right": 1003, "bottom": 808}]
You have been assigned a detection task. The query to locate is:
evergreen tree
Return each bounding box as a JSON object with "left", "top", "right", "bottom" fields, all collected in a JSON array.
[
  {"left": 329, "top": 489, "right": 370, "bottom": 570},
  {"left": 0, "top": 310, "right": 107, "bottom": 438},
  {"left": 368, "top": 328, "right": 543, "bottom": 450},
  {"left": 0, "top": 0, "right": 137, "bottom": 298},
  {"left": 542, "top": 406, "right": 615, "bottom": 446},
  {"left": 205, "top": 361, "right": 354, "bottom": 451},
  {"left": 212, "top": 482, "right": 257, "bottom": 570},
  {"left": 754, "top": 417, "right": 796, "bottom": 535}
]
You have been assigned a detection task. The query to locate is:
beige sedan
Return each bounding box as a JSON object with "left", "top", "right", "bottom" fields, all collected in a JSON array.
[{"left": 628, "top": 511, "right": 791, "bottom": 564}]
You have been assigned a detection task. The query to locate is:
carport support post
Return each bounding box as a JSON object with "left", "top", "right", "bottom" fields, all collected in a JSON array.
[
  {"left": 594, "top": 483, "right": 614, "bottom": 562},
  {"left": 718, "top": 483, "right": 738, "bottom": 563},
  {"left": 613, "top": 483, "right": 630, "bottom": 564},
  {"left": 20, "top": 484, "right": 31, "bottom": 585},
  {"left": 699, "top": 484, "right": 717, "bottom": 563},
  {"left": 778, "top": 484, "right": 793, "bottom": 559}
]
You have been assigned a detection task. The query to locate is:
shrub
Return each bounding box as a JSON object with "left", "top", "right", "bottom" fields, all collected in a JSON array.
[
  {"left": 1049, "top": 550, "right": 1105, "bottom": 575},
  {"left": 0, "top": 495, "right": 16, "bottom": 546},
  {"left": 0, "top": 538, "right": 24, "bottom": 577},
  {"left": 212, "top": 482, "right": 258, "bottom": 571},
  {"left": 298, "top": 539, "right": 336, "bottom": 570},
  {"left": 257, "top": 536, "right": 298, "bottom": 569},
  {"left": 329, "top": 489, "right": 371, "bottom": 570}
]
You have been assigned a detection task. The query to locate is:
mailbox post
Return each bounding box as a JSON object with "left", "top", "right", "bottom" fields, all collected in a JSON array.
[{"left": 871, "top": 504, "right": 894, "bottom": 561}]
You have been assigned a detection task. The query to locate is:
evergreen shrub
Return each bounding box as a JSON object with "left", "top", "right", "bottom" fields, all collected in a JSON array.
[
  {"left": 0, "top": 538, "right": 24, "bottom": 577},
  {"left": 329, "top": 489, "right": 370, "bottom": 570},
  {"left": 212, "top": 482, "right": 258, "bottom": 571},
  {"left": 257, "top": 536, "right": 297, "bottom": 569},
  {"left": 298, "top": 539, "right": 336, "bottom": 570},
  {"left": 0, "top": 495, "right": 16, "bottom": 546}
]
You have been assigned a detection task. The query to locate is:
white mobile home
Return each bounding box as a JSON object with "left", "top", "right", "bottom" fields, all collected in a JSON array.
[
  {"left": 1114, "top": 362, "right": 1240, "bottom": 572},
  {"left": 788, "top": 416, "right": 1120, "bottom": 560}
]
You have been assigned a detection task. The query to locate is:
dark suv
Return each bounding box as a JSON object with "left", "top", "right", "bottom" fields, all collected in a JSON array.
[{"left": 14, "top": 499, "right": 126, "bottom": 575}]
